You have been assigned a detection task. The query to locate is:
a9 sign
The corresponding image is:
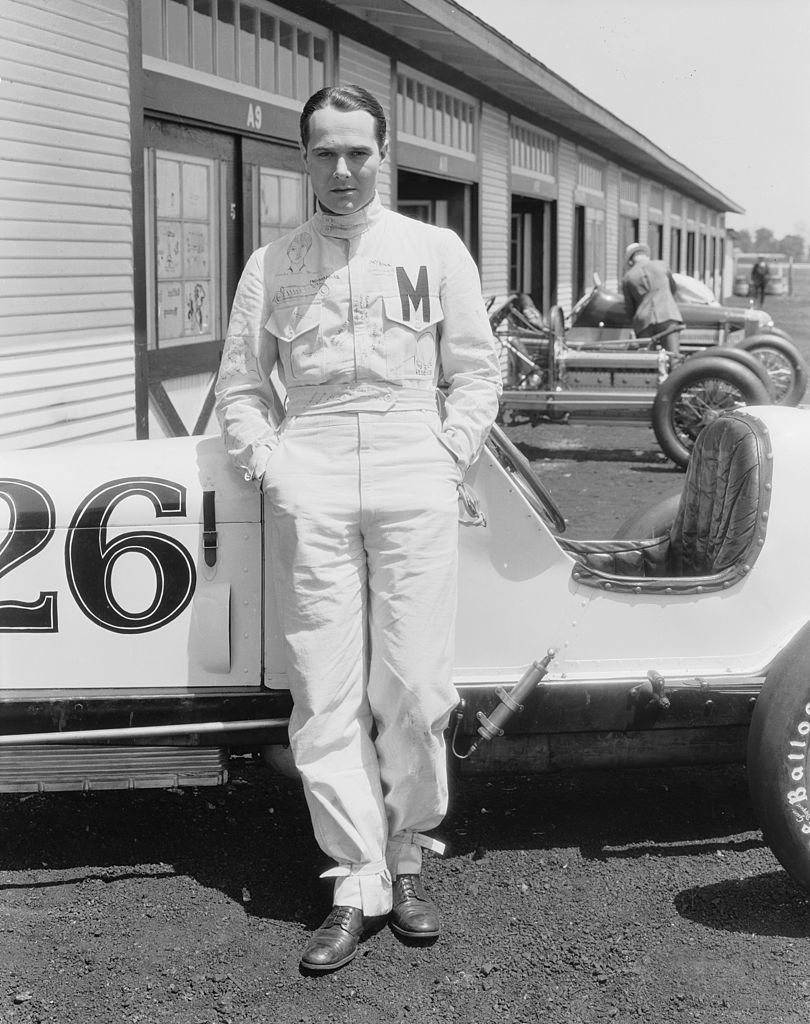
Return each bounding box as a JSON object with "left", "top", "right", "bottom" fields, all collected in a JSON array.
[{"left": 0, "top": 477, "right": 197, "bottom": 634}]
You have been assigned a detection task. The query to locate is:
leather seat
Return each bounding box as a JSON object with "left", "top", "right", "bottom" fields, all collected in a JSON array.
[
  {"left": 668, "top": 412, "right": 767, "bottom": 576},
  {"left": 561, "top": 412, "right": 772, "bottom": 589}
]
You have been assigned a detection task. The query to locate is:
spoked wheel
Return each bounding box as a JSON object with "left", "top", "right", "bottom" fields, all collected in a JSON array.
[
  {"left": 738, "top": 334, "right": 809, "bottom": 406},
  {"left": 487, "top": 423, "right": 566, "bottom": 532},
  {"left": 652, "top": 356, "right": 771, "bottom": 468},
  {"left": 688, "top": 346, "right": 775, "bottom": 400}
]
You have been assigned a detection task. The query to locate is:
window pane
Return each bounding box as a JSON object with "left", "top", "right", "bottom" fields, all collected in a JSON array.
[
  {"left": 278, "top": 22, "right": 294, "bottom": 97},
  {"left": 296, "top": 31, "right": 310, "bottom": 98},
  {"left": 142, "top": 0, "right": 164, "bottom": 58},
  {"left": 167, "top": 0, "right": 190, "bottom": 65},
  {"left": 260, "top": 170, "right": 305, "bottom": 245},
  {"left": 280, "top": 177, "right": 302, "bottom": 227},
  {"left": 312, "top": 36, "right": 325, "bottom": 91},
  {"left": 396, "top": 76, "right": 405, "bottom": 137},
  {"left": 405, "top": 79, "right": 414, "bottom": 134},
  {"left": 192, "top": 0, "right": 213, "bottom": 73},
  {"left": 154, "top": 153, "right": 219, "bottom": 348},
  {"left": 239, "top": 4, "right": 257, "bottom": 85},
  {"left": 415, "top": 82, "right": 425, "bottom": 137},
  {"left": 260, "top": 173, "right": 280, "bottom": 226},
  {"left": 259, "top": 14, "right": 276, "bottom": 92},
  {"left": 217, "top": 0, "right": 235, "bottom": 80}
]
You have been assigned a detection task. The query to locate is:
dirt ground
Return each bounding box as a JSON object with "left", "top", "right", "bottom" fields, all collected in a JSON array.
[{"left": 2, "top": 281, "right": 810, "bottom": 1023}]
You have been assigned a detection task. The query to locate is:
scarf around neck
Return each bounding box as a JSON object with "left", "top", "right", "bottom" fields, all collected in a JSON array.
[{"left": 314, "top": 193, "right": 385, "bottom": 240}]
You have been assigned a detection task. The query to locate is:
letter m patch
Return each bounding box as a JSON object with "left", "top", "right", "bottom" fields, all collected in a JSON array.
[{"left": 396, "top": 265, "right": 430, "bottom": 323}]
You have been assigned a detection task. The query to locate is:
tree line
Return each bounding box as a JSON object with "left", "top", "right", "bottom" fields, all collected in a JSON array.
[{"left": 733, "top": 228, "right": 806, "bottom": 261}]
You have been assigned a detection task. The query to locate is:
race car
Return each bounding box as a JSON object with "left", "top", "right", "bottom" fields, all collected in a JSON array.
[
  {"left": 2, "top": 406, "right": 810, "bottom": 893},
  {"left": 493, "top": 275, "right": 806, "bottom": 406},
  {"left": 490, "top": 276, "right": 808, "bottom": 466}
]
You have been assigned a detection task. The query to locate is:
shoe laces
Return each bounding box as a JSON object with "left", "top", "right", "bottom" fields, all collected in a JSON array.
[
  {"left": 396, "top": 874, "right": 422, "bottom": 901},
  {"left": 324, "top": 906, "right": 356, "bottom": 930}
]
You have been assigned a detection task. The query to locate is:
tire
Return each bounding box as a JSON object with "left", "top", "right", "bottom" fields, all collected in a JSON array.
[
  {"left": 652, "top": 356, "right": 772, "bottom": 468},
  {"left": 760, "top": 326, "right": 794, "bottom": 344},
  {"left": 737, "top": 334, "right": 809, "bottom": 406},
  {"left": 747, "top": 622, "right": 810, "bottom": 892},
  {"left": 689, "top": 346, "right": 775, "bottom": 401}
]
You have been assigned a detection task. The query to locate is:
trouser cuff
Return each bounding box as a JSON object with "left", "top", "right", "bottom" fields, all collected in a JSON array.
[
  {"left": 386, "top": 831, "right": 446, "bottom": 877},
  {"left": 320, "top": 860, "right": 392, "bottom": 916}
]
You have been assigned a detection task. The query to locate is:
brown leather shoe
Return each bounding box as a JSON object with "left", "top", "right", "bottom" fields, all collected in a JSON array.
[
  {"left": 299, "top": 906, "right": 364, "bottom": 972},
  {"left": 390, "top": 874, "right": 440, "bottom": 940}
]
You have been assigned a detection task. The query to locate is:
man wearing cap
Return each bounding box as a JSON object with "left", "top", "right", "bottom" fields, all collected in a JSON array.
[{"left": 621, "top": 242, "right": 684, "bottom": 355}]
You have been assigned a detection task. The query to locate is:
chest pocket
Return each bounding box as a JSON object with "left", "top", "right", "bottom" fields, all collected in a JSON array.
[
  {"left": 381, "top": 294, "right": 444, "bottom": 379},
  {"left": 266, "top": 304, "right": 322, "bottom": 381}
]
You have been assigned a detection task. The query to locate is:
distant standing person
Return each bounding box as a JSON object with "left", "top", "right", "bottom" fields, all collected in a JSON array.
[
  {"left": 750, "top": 257, "right": 770, "bottom": 307},
  {"left": 621, "top": 242, "right": 685, "bottom": 356}
]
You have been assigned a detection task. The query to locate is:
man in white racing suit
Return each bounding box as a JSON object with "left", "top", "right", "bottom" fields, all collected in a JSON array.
[{"left": 215, "top": 85, "right": 502, "bottom": 972}]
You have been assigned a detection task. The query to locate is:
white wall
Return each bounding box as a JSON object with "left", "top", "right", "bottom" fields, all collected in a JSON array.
[{"left": 0, "top": 0, "right": 135, "bottom": 449}]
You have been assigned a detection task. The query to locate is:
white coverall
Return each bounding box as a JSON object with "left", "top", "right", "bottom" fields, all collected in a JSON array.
[{"left": 215, "top": 194, "right": 501, "bottom": 915}]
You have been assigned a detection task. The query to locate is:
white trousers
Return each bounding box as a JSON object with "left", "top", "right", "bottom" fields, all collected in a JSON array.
[{"left": 264, "top": 408, "right": 461, "bottom": 915}]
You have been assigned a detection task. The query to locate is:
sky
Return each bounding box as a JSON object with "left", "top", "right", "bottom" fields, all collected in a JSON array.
[{"left": 458, "top": 0, "right": 810, "bottom": 241}]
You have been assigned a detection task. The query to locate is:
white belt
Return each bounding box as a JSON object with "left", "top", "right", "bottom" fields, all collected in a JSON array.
[{"left": 285, "top": 382, "right": 438, "bottom": 416}]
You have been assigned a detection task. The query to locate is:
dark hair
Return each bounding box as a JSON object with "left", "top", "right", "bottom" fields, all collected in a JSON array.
[{"left": 300, "top": 85, "right": 387, "bottom": 151}]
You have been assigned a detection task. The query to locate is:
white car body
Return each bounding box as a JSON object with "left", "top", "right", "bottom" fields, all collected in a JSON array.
[{"left": 0, "top": 405, "right": 808, "bottom": 782}]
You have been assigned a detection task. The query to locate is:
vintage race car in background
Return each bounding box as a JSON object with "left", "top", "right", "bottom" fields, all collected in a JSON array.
[
  {"left": 490, "top": 275, "right": 808, "bottom": 466},
  {"left": 3, "top": 405, "right": 810, "bottom": 892}
]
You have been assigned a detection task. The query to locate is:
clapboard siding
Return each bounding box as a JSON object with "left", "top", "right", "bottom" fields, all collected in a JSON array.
[
  {"left": 1, "top": 36, "right": 129, "bottom": 89},
  {"left": 3, "top": 0, "right": 127, "bottom": 55},
  {"left": 0, "top": 222, "right": 132, "bottom": 244},
  {"left": 4, "top": 375, "right": 134, "bottom": 417},
  {"left": 1, "top": 290, "right": 133, "bottom": 317},
  {"left": 478, "top": 103, "right": 510, "bottom": 296},
  {"left": 0, "top": 0, "right": 134, "bottom": 448},
  {"left": 0, "top": 323, "right": 132, "bottom": 349},
  {"left": 1, "top": 122, "right": 130, "bottom": 156},
  {"left": 0, "top": 145, "right": 132, "bottom": 179},
  {"left": 556, "top": 139, "right": 578, "bottom": 313},
  {"left": 0, "top": 410, "right": 136, "bottom": 452},
  {"left": 605, "top": 163, "right": 620, "bottom": 291},
  {"left": 338, "top": 38, "right": 392, "bottom": 207},
  {"left": 0, "top": 276, "right": 132, "bottom": 299}
]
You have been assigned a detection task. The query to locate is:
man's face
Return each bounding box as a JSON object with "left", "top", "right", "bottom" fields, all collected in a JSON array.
[{"left": 302, "top": 107, "right": 387, "bottom": 215}]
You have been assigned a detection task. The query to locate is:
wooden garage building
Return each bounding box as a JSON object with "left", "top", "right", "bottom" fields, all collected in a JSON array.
[{"left": 0, "top": 0, "right": 743, "bottom": 447}]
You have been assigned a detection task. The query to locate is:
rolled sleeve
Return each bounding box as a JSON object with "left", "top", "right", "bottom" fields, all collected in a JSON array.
[
  {"left": 437, "top": 232, "right": 502, "bottom": 470},
  {"left": 215, "top": 249, "right": 281, "bottom": 481}
]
